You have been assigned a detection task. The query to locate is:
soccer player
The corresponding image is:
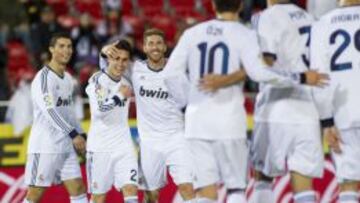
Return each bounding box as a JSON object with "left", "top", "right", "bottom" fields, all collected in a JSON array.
[
  {"left": 249, "top": 1, "right": 324, "bottom": 203},
  {"left": 100, "top": 29, "right": 197, "bottom": 203},
  {"left": 311, "top": 0, "right": 360, "bottom": 202},
  {"left": 85, "top": 40, "right": 138, "bottom": 203},
  {"left": 23, "top": 33, "right": 88, "bottom": 203},
  {"left": 161, "top": 0, "right": 328, "bottom": 203}
]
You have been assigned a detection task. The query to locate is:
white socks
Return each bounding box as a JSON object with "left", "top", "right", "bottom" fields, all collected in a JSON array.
[
  {"left": 70, "top": 193, "right": 88, "bottom": 203},
  {"left": 124, "top": 195, "right": 138, "bottom": 203},
  {"left": 339, "top": 191, "right": 359, "bottom": 203},
  {"left": 22, "top": 199, "right": 31, "bottom": 203},
  {"left": 196, "top": 198, "right": 217, "bottom": 203},
  {"left": 227, "top": 189, "right": 246, "bottom": 203},
  {"left": 251, "top": 181, "right": 274, "bottom": 203},
  {"left": 293, "top": 190, "right": 316, "bottom": 203},
  {"left": 183, "top": 199, "right": 197, "bottom": 203}
]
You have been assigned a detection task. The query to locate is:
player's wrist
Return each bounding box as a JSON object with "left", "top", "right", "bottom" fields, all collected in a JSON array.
[
  {"left": 69, "top": 129, "right": 79, "bottom": 139},
  {"left": 320, "top": 118, "right": 335, "bottom": 128},
  {"left": 299, "top": 72, "right": 306, "bottom": 84}
]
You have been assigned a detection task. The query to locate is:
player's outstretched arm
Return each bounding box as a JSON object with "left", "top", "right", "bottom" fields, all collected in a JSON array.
[{"left": 198, "top": 68, "right": 247, "bottom": 93}]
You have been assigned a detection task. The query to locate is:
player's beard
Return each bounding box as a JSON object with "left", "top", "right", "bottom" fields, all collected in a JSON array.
[{"left": 147, "top": 51, "right": 164, "bottom": 64}]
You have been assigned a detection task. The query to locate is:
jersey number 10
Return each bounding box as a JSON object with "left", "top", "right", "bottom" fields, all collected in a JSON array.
[{"left": 197, "top": 42, "right": 229, "bottom": 78}]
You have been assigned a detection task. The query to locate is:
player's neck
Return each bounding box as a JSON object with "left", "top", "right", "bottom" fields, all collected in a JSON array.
[
  {"left": 147, "top": 57, "right": 166, "bottom": 71},
  {"left": 216, "top": 12, "right": 239, "bottom": 21},
  {"left": 47, "top": 60, "right": 65, "bottom": 78},
  {"left": 340, "top": 0, "right": 360, "bottom": 7}
]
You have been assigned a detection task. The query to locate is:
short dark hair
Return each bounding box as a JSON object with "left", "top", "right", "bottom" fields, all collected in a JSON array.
[
  {"left": 143, "top": 28, "right": 165, "bottom": 42},
  {"left": 213, "top": 0, "right": 242, "bottom": 13},
  {"left": 114, "top": 39, "right": 133, "bottom": 59},
  {"left": 49, "top": 32, "right": 71, "bottom": 47}
]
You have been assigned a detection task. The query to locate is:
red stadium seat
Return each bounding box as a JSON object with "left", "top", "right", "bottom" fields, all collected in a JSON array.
[
  {"left": 169, "top": 0, "right": 195, "bottom": 16},
  {"left": 149, "top": 14, "right": 177, "bottom": 46},
  {"left": 138, "top": 0, "right": 164, "bottom": 16},
  {"left": 123, "top": 15, "right": 145, "bottom": 40},
  {"left": 121, "top": 0, "right": 134, "bottom": 15},
  {"left": 74, "top": 0, "right": 103, "bottom": 20},
  {"left": 46, "top": 0, "right": 69, "bottom": 16}
]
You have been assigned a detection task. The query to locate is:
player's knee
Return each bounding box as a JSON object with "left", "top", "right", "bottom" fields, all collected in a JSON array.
[
  {"left": 121, "top": 184, "right": 138, "bottom": 197},
  {"left": 254, "top": 170, "right": 273, "bottom": 182},
  {"left": 91, "top": 194, "right": 106, "bottom": 203},
  {"left": 144, "top": 190, "right": 159, "bottom": 203},
  {"left": 339, "top": 181, "right": 359, "bottom": 192},
  {"left": 178, "top": 183, "right": 195, "bottom": 199},
  {"left": 69, "top": 181, "right": 87, "bottom": 196},
  {"left": 26, "top": 187, "right": 45, "bottom": 203},
  {"left": 197, "top": 184, "right": 218, "bottom": 200}
]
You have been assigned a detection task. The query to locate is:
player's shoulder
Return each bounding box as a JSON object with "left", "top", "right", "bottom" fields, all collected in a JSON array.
[{"left": 88, "top": 71, "right": 104, "bottom": 85}]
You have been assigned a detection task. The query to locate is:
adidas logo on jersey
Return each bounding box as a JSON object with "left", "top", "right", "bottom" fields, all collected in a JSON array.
[
  {"left": 139, "top": 86, "right": 169, "bottom": 99},
  {"left": 56, "top": 96, "right": 73, "bottom": 107}
]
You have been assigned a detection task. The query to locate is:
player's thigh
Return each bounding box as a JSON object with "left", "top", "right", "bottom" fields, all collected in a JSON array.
[
  {"left": 25, "top": 153, "right": 64, "bottom": 187},
  {"left": 166, "top": 137, "right": 194, "bottom": 186},
  {"left": 86, "top": 152, "right": 113, "bottom": 194},
  {"left": 251, "top": 122, "right": 292, "bottom": 177},
  {"left": 114, "top": 145, "right": 139, "bottom": 191},
  {"left": 332, "top": 128, "right": 360, "bottom": 183},
  {"left": 214, "top": 139, "right": 248, "bottom": 189},
  {"left": 288, "top": 123, "right": 324, "bottom": 178},
  {"left": 60, "top": 152, "right": 82, "bottom": 183},
  {"left": 188, "top": 139, "right": 219, "bottom": 189},
  {"left": 139, "top": 141, "right": 167, "bottom": 191}
]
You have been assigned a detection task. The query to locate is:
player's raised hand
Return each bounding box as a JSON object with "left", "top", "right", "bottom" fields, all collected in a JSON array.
[
  {"left": 304, "top": 70, "right": 329, "bottom": 87},
  {"left": 119, "top": 85, "right": 133, "bottom": 98},
  {"left": 324, "top": 126, "right": 342, "bottom": 154},
  {"left": 102, "top": 41, "right": 121, "bottom": 60},
  {"left": 73, "top": 135, "right": 86, "bottom": 155}
]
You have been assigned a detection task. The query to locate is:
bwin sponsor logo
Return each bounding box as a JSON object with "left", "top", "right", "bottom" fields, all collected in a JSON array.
[
  {"left": 56, "top": 96, "right": 73, "bottom": 107},
  {"left": 139, "top": 86, "right": 169, "bottom": 99}
]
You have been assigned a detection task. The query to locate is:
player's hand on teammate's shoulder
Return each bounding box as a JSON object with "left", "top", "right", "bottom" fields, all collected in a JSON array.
[
  {"left": 119, "top": 85, "right": 133, "bottom": 98},
  {"left": 304, "top": 70, "right": 329, "bottom": 87},
  {"left": 72, "top": 134, "right": 86, "bottom": 155},
  {"left": 323, "top": 127, "right": 342, "bottom": 154}
]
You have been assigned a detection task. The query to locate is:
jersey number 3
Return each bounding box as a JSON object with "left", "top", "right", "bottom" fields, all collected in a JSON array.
[
  {"left": 330, "top": 29, "right": 360, "bottom": 71},
  {"left": 197, "top": 42, "right": 229, "bottom": 78}
]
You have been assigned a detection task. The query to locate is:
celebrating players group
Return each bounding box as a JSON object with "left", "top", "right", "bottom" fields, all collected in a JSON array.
[{"left": 22, "top": 0, "right": 360, "bottom": 203}]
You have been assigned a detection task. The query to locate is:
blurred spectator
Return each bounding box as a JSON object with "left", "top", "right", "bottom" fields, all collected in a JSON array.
[
  {"left": 14, "top": 20, "right": 32, "bottom": 50},
  {"left": 5, "top": 69, "right": 34, "bottom": 136},
  {"left": 96, "top": 9, "right": 133, "bottom": 44},
  {"left": 0, "top": 46, "right": 9, "bottom": 100},
  {"left": 30, "top": 6, "right": 65, "bottom": 65},
  {"left": 19, "top": 0, "right": 46, "bottom": 25},
  {"left": 71, "top": 13, "right": 100, "bottom": 72},
  {"left": 104, "top": 0, "right": 121, "bottom": 11},
  {"left": 307, "top": 0, "right": 338, "bottom": 19},
  {"left": 0, "top": 23, "right": 9, "bottom": 47}
]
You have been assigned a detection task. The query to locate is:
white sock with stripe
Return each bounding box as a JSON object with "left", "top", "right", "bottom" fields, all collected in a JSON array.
[
  {"left": 251, "top": 181, "right": 274, "bottom": 203},
  {"left": 293, "top": 190, "right": 316, "bottom": 203},
  {"left": 196, "top": 198, "right": 217, "bottom": 203},
  {"left": 124, "top": 195, "right": 138, "bottom": 203},
  {"left": 70, "top": 193, "right": 88, "bottom": 203},
  {"left": 339, "top": 191, "right": 359, "bottom": 203}
]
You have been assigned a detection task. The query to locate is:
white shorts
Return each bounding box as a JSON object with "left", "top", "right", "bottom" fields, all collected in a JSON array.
[
  {"left": 332, "top": 128, "right": 360, "bottom": 183},
  {"left": 24, "top": 152, "right": 82, "bottom": 187},
  {"left": 86, "top": 145, "right": 138, "bottom": 194},
  {"left": 139, "top": 136, "right": 194, "bottom": 191},
  {"left": 189, "top": 138, "right": 248, "bottom": 190},
  {"left": 250, "top": 122, "right": 324, "bottom": 178}
]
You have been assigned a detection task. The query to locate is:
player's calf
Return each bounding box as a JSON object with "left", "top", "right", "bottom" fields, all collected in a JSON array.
[
  {"left": 197, "top": 184, "right": 218, "bottom": 201},
  {"left": 338, "top": 182, "right": 359, "bottom": 203},
  {"left": 251, "top": 171, "right": 274, "bottom": 203},
  {"left": 144, "top": 190, "right": 159, "bottom": 203},
  {"left": 23, "top": 186, "right": 46, "bottom": 203},
  {"left": 64, "top": 178, "right": 88, "bottom": 203},
  {"left": 178, "top": 183, "right": 196, "bottom": 202},
  {"left": 90, "top": 194, "right": 106, "bottom": 203},
  {"left": 290, "top": 171, "right": 316, "bottom": 203},
  {"left": 121, "top": 184, "right": 139, "bottom": 203}
]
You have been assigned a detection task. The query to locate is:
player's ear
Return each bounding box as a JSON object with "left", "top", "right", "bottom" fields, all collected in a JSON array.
[{"left": 49, "top": 46, "right": 54, "bottom": 55}]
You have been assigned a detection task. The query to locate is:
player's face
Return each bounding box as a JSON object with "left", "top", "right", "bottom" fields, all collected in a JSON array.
[
  {"left": 49, "top": 38, "right": 73, "bottom": 66},
  {"left": 143, "top": 35, "right": 167, "bottom": 63},
  {"left": 107, "top": 49, "right": 130, "bottom": 79}
]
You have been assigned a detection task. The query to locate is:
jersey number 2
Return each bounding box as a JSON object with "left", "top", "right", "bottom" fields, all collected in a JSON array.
[
  {"left": 197, "top": 42, "right": 229, "bottom": 77},
  {"left": 330, "top": 29, "right": 360, "bottom": 71}
]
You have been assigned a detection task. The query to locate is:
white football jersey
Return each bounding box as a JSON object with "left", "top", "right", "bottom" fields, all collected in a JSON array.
[
  {"left": 311, "top": 5, "right": 360, "bottom": 130},
  {"left": 131, "top": 60, "right": 184, "bottom": 141},
  {"left": 28, "top": 66, "right": 84, "bottom": 153},
  {"left": 163, "top": 19, "right": 306, "bottom": 140},
  {"left": 254, "top": 4, "right": 319, "bottom": 124},
  {"left": 86, "top": 71, "right": 132, "bottom": 152}
]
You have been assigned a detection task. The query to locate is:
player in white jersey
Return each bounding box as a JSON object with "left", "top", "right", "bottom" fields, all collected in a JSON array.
[
  {"left": 311, "top": 1, "right": 360, "bottom": 202},
  {"left": 23, "top": 33, "right": 88, "bottom": 203},
  {"left": 100, "top": 29, "right": 196, "bottom": 203},
  {"left": 249, "top": 1, "right": 324, "bottom": 203},
  {"left": 86, "top": 40, "right": 138, "bottom": 203},
  {"left": 162, "top": 0, "right": 328, "bottom": 202}
]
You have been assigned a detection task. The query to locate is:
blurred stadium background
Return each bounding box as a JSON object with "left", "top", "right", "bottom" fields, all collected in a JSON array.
[{"left": 0, "top": 0, "right": 341, "bottom": 202}]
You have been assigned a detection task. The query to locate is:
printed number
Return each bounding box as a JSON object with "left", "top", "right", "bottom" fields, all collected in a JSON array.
[
  {"left": 197, "top": 42, "right": 229, "bottom": 77},
  {"left": 130, "top": 169, "right": 137, "bottom": 182},
  {"left": 299, "top": 26, "right": 311, "bottom": 67},
  {"left": 330, "top": 29, "right": 360, "bottom": 71}
]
